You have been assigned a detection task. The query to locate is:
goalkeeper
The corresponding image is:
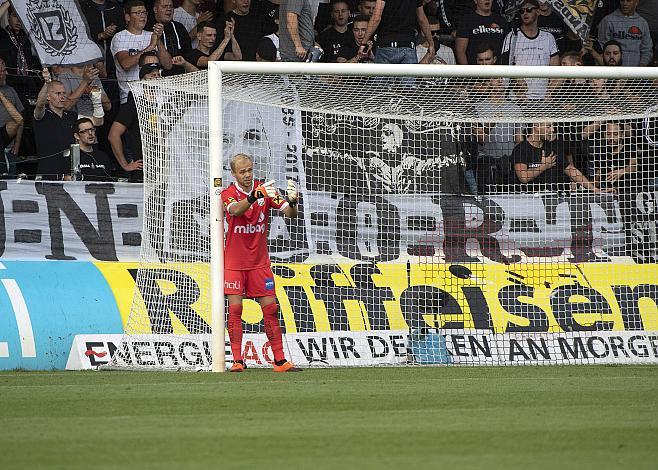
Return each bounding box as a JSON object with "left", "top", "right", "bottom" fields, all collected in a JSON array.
[{"left": 221, "top": 154, "right": 301, "bottom": 372}]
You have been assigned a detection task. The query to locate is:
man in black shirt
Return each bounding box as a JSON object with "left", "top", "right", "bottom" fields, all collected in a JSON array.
[
  {"left": 455, "top": 0, "right": 509, "bottom": 65},
  {"left": 537, "top": 0, "right": 566, "bottom": 44},
  {"left": 185, "top": 20, "right": 242, "bottom": 68},
  {"left": 73, "top": 118, "right": 113, "bottom": 181},
  {"left": 32, "top": 71, "right": 77, "bottom": 180},
  {"left": 363, "top": 0, "right": 433, "bottom": 64},
  {"left": 148, "top": 0, "right": 197, "bottom": 75},
  {"left": 108, "top": 64, "right": 162, "bottom": 182},
  {"left": 513, "top": 121, "right": 597, "bottom": 192},
  {"left": 317, "top": 0, "right": 353, "bottom": 62},
  {"left": 337, "top": 15, "right": 374, "bottom": 62},
  {"left": 216, "top": 0, "right": 276, "bottom": 61}
]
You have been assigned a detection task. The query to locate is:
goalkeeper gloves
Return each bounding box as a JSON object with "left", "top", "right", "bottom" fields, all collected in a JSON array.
[
  {"left": 247, "top": 180, "right": 276, "bottom": 204},
  {"left": 286, "top": 180, "right": 298, "bottom": 207}
]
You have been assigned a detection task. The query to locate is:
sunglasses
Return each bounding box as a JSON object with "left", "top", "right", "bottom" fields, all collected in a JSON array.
[{"left": 520, "top": 6, "right": 537, "bottom": 13}]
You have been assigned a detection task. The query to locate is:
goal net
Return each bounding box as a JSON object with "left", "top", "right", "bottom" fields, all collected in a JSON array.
[{"left": 108, "top": 63, "right": 658, "bottom": 370}]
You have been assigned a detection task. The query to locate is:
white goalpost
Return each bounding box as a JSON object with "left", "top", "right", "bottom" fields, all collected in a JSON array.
[{"left": 108, "top": 62, "right": 658, "bottom": 371}]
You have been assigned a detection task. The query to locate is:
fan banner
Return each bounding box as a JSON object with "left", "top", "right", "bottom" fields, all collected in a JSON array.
[
  {"left": 13, "top": 0, "right": 103, "bottom": 66},
  {"left": 504, "top": 0, "right": 598, "bottom": 42},
  {"left": 0, "top": 181, "right": 654, "bottom": 262}
]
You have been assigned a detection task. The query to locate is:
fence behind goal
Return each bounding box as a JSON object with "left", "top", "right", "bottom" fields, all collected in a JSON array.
[{"left": 108, "top": 64, "right": 658, "bottom": 370}]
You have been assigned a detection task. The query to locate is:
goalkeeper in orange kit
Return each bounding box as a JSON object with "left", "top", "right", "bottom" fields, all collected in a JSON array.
[{"left": 220, "top": 154, "right": 302, "bottom": 372}]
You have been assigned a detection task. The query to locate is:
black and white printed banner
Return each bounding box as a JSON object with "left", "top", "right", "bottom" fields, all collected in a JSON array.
[
  {"left": 13, "top": 0, "right": 103, "bottom": 66},
  {"left": 0, "top": 180, "right": 655, "bottom": 263}
]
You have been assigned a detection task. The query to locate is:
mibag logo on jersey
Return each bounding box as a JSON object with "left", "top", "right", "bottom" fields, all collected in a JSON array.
[
  {"left": 234, "top": 224, "right": 266, "bottom": 234},
  {"left": 234, "top": 212, "right": 266, "bottom": 234}
]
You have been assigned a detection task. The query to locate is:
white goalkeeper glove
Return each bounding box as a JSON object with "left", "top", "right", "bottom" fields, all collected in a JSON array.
[
  {"left": 247, "top": 180, "right": 276, "bottom": 203},
  {"left": 286, "top": 180, "right": 298, "bottom": 206}
]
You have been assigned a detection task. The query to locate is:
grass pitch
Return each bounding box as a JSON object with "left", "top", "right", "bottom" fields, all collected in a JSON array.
[{"left": 1, "top": 366, "right": 657, "bottom": 470}]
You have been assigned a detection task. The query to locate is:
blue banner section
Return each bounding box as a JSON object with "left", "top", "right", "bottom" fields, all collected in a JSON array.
[{"left": 0, "top": 262, "right": 123, "bottom": 370}]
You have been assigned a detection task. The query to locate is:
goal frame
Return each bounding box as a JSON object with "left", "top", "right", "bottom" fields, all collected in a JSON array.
[{"left": 207, "top": 61, "right": 658, "bottom": 372}]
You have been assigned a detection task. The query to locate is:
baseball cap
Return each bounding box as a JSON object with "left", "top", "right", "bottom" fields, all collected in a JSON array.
[{"left": 139, "top": 63, "right": 162, "bottom": 79}]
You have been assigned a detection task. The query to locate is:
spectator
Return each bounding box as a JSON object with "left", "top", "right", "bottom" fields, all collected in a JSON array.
[
  {"left": 256, "top": 37, "right": 278, "bottom": 61},
  {"left": 362, "top": 0, "right": 434, "bottom": 65},
  {"left": 72, "top": 118, "right": 113, "bottom": 181},
  {"left": 417, "top": 17, "right": 456, "bottom": 64},
  {"left": 108, "top": 64, "right": 162, "bottom": 182},
  {"left": 552, "top": 52, "right": 591, "bottom": 175},
  {"left": 597, "top": 0, "right": 653, "bottom": 66},
  {"left": 356, "top": 0, "right": 376, "bottom": 17},
  {"left": 337, "top": 14, "right": 375, "bottom": 62},
  {"left": 513, "top": 121, "right": 596, "bottom": 192},
  {"left": 139, "top": 50, "right": 162, "bottom": 67},
  {"left": 559, "top": 29, "right": 599, "bottom": 65},
  {"left": 111, "top": 0, "right": 172, "bottom": 104},
  {"left": 317, "top": 0, "right": 352, "bottom": 62},
  {"left": 217, "top": 0, "right": 277, "bottom": 61},
  {"left": 474, "top": 77, "right": 523, "bottom": 192},
  {"left": 251, "top": 0, "right": 280, "bottom": 31},
  {"left": 455, "top": 0, "right": 509, "bottom": 65},
  {"left": 0, "top": 58, "right": 23, "bottom": 176},
  {"left": 602, "top": 39, "right": 624, "bottom": 65},
  {"left": 32, "top": 71, "right": 77, "bottom": 180},
  {"left": 591, "top": 121, "right": 637, "bottom": 191},
  {"left": 175, "top": 0, "right": 215, "bottom": 49},
  {"left": 637, "top": 0, "right": 658, "bottom": 61},
  {"left": 56, "top": 64, "right": 110, "bottom": 126},
  {"left": 537, "top": 0, "right": 566, "bottom": 45},
  {"left": 149, "top": 0, "right": 196, "bottom": 75},
  {"left": 0, "top": 6, "right": 41, "bottom": 106},
  {"left": 501, "top": 0, "right": 559, "bottom": 100},
  {"left": 185, "top": 20, "right": 242, "bottom": 68},
  {"left": 262, "top": 8, "right": 282, "bottom": 61},
  {"left": 80, "top": 0, "right": 125, "bottom": 76},
  {"left": 279, "top": 0, "right": 318, "bottom": 61}
]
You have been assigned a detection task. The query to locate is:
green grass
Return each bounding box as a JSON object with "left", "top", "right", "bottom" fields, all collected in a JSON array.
[{"left": 1, "top": 367, "right": 657, "bottom": 469}]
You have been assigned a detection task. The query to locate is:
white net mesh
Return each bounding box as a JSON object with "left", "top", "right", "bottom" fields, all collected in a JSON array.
[{"left": 109, "top": 66, "right": 658, "bottom": 370}]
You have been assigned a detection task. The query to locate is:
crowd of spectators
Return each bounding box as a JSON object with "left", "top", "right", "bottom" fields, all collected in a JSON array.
[{"left": 0, "top": 0, "right": 655, "bottom": 192}]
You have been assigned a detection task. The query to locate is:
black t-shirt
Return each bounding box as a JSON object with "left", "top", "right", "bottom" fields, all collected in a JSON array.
[
  {"left": 538, "top": 12, "right": 566, "bottom": 42},
  {"left": 253, "top": 0, "right": 279, "bottom": 30},
  {"left": 377, "top": 0, "right": 423, "bottom": 44},
  {"left": 337, "top": 40, "right": 359, "bottom": 61},
  {"left": 79, "top": 148, "right": 113, "bottom": 181},
  {"left": 185, "top": 49, "right": 210, "bottom": 69},
  {"left": 591, "top": 145, "right": 636, "bottom": 188},
  {"left": 33, "top": 107, "right": 76, "bottom": 179},
  {"left": 114, "top": 93, "right": 142, "bottom": 160},
  {"left": 216, "top": 11, "right": 275, "bottom": 61},
  {"left": 456, "top": 12, "right": 509, "bottom": 64},
  {"left": 317, "top": 27, "right": 353, "bottom": 62},
  {"left": 512, "top": 139, "right": 570, "bottom": 190}
]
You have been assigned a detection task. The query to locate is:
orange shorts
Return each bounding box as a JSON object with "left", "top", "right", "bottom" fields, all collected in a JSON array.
[{"left": 224, "top": 266, "right": 276, "bottom": 298}]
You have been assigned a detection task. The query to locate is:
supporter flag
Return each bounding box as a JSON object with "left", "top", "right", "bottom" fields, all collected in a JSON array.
[
  {"left": 11, "top": 0, "right": 102, "bottom": 66},
  {"left": 504, "top": 0, "right": 598, "bottom": 43}
]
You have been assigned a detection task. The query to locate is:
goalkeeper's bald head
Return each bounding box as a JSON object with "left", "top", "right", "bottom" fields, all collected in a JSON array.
[{"left": 230, "top": 153, "right": 253, "bottom": 172}]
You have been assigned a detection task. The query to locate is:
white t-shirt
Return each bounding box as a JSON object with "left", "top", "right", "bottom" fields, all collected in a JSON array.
[
  {"left": 416, "top": 43, "right": 456, "bottom": 65},
  {"left": 174, "top": 7, "right": 199, "bottom": 49},
  {"left": 111, "top": 30, "right": 152, "bottom": 103},
  {"left": 502, "top": 29, "right": 558, "bottom": 99}
]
